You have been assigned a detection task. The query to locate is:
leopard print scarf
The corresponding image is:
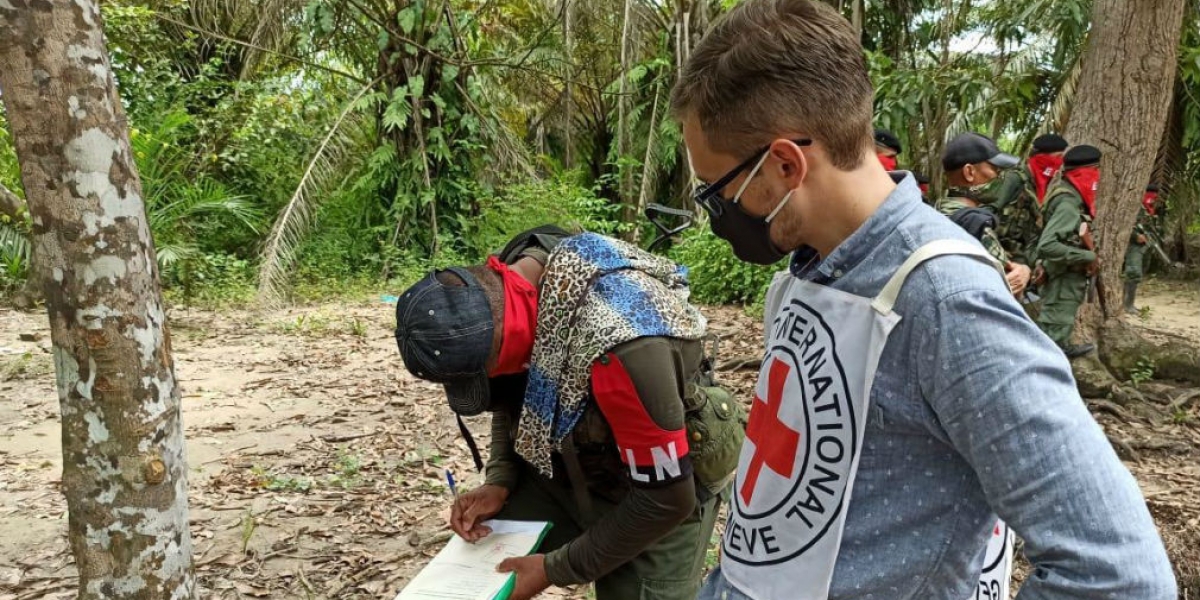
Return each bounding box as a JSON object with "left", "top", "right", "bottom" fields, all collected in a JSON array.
[{"left": 514, "top": 233, "right": 706, "bottom": 476}]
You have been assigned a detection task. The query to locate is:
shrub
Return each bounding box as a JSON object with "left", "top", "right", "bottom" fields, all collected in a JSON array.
[
  {"left": 465, "top": 172, "right": 628, "bottom": 257},
  {"left": 669, "top": 228, "right": 781, "bottom": 305}
]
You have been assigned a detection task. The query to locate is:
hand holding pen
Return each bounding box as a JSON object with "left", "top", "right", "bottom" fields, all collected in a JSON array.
[{"left": 447, "top": 471, "right": 509, "bottom": 542}]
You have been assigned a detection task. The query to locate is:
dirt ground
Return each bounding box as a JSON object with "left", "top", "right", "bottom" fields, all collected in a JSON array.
[{"left": 0, "top": 278, "right": 1197, "bottom": 599}]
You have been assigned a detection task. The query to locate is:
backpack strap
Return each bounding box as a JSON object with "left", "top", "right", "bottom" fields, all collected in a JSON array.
[{"left": 495, "top": 225, "right": 572, "bottom": 264}]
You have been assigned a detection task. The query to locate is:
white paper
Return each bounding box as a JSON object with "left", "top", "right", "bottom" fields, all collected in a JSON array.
[{"left": 395, "top": 520, "right": 549, "bottom": 600}]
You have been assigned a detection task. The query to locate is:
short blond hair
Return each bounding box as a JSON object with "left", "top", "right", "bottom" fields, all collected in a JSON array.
[{"left": 671, "top": 0, "right": 874, "bottom": 170}]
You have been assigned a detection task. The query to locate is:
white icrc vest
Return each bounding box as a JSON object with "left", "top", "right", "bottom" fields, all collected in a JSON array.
[{"left": 721, "top": 240, "right": 1004, "bottom": 600}]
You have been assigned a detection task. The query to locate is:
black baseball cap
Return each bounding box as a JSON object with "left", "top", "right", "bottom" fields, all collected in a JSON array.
[
  {"left": 1063, "top": 145, "right": 1101, "bottom": 169},
  {"left": 1032, "top": 133, "right": 1068, "bottom": 154},
  {"left": 874, "top": 129, "right": 902, "bottom": 154},
  {"left": 1146, "top": 184, "right": 1159, "bottom": 193},
  {"left": 394, "top": 268, "right": 496, "bottom": 416},
  {"left": 942, "top": 132, "right": 1019, "bottom": 171}
]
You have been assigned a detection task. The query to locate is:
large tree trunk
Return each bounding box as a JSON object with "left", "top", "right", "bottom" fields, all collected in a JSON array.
[
  {"left": 1063, "top": 0, "right": 1186, "bottom": 320},
  {"left": 0, "top": 2, "right": 194, "bottom": 599},
  {"left": 1061, "top": 0, "right": 1191, "bottom": 394}
]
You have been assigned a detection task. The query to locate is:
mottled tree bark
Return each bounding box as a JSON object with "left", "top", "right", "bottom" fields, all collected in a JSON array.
[
  {"left": 1064, "top": 0, "right": 1186, "bottom": 320},
  {"left": 0, "top": 2, "right": 194, "bottom": 598}
]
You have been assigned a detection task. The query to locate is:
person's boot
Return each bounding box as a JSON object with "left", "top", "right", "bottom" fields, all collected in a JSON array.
[
  {"left": 1123, "top": 280, "right": 1139, "bottom": 316},
  {"left": 1060, "top": 343, "right": 1096, "bottom": 359}
]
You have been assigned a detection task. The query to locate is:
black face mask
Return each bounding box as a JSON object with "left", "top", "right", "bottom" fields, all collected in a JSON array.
[{"left": 694, "top": 139, "right": 810, "bottom": 265}]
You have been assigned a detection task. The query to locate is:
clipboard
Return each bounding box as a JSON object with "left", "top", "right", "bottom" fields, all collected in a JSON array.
[{"left": 395, "top": 520, "right": 553, "bottom": 600}]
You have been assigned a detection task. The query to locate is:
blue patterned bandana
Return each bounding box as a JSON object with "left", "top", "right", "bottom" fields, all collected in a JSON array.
[{"left": 514, "top": 233, "right": 707, "bottom": 476}]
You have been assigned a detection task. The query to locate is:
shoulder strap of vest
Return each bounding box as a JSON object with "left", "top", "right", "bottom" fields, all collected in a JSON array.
[{"left": 871, "top": 240, "right": 1001, "bottom": 315}]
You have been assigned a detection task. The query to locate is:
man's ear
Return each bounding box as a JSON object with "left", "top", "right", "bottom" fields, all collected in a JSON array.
[
  {"left": 768, "top": 138, "right": 808, "bottom": 189},
  {"left": 962, "top": 164, "right": 977, "bottom": 185}
]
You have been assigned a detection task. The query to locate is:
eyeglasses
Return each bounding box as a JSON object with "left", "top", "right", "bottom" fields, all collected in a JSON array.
[{"left": 693, "top": 138, "right": 812, "bottom": 217}]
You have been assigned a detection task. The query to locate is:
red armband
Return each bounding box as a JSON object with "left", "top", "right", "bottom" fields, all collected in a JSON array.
[{"left": 591, "top": 353, "right": 691, "bottom": 486}]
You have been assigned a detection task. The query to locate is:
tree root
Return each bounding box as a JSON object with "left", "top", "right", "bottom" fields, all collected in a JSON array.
[
  {"left": 1128, "top": 438, "right": 1193, "bottom": 455},
  {"left": 1072, "top": 316, "right": 1200, "bottom": 405},
  {"left": 1099, "top": 318, "right": 1200, "bottom": 385},
  {"left": 1106, "top": 434, "right": 1141, "bottom": 462},
  {"left": 1072, "top": 353, "right": 1146, "bottom": 406},
  {"left": 717, "top": 355, "right": 761, "bottom": 371},
  {"left": 1167, "top": 389, "right": 1200, "bottom": 413},
  {"left": 1087, "top": 399, "right": 1133, "bottom": 422}
]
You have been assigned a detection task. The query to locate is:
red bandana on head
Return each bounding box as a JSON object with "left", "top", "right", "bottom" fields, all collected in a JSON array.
[
  {"left": 1064, "top": 166, "right": 1100, "bottom": 217},
  {"left": 1027, "top": 153, "right": 1063, "bottom": 204},
  {"left": 1143, "top": 192, "right": 1158, "bottom": 216},
  {"left": 485, "top": 256, "right": 538, "bottom": 376},
  {"left": 877, "top": 153, "right": 898, "bottom": 171}
]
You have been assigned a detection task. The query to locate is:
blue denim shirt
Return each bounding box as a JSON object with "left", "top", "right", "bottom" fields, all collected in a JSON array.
[{"left": 702, "top": 175, "right": 1175, "bottom": 600}]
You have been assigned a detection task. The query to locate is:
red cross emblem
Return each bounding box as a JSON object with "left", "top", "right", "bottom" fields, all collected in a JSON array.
[{"left": 740, "top": 357, "right": 802, "bottom": 505}]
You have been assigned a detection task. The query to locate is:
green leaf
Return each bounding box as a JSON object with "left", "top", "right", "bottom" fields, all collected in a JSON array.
[
  {"left": 408, "top": 74, "right": 425, "bottom": 99},
  {"left": 441, "top": 65, "right": 459, "bottom": 83},
  {"left": 383, "top": 87, "right": 412, "bottom": 132},
  {"left": 398, "top": 6, "right": 418, "bottom": 35}
]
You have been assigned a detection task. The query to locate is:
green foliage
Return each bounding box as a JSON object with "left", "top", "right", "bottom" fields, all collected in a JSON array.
[
  {"left": 1130, "top": 357, "right": 1157, "bottom": 388},
  {"left": 1170, "top": 405, "right": 1194, "bottom": 425},
  {"left": 162, "top": 252, "right": 256, "bottom": 307},
  {"left": 0, "top": 108, "right": 30, "bottom": 291},
  {"left": 251, "top": 466, "right": 313, "bottom": 493},
  {"left": 0, "top": 109, "right": 19, "bottom": 191},
  {"left": 2, "top": 0, "right": 1196, "bottom": 310},
  {"left": 670, "top": 229, "right": 779, "bottom": 306},
  {"left": 466, "top": 173, "right": 626, "bottom": 257}
]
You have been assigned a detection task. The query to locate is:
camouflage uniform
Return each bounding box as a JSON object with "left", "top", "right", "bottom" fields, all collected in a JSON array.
[
  {"left": 1122, "top": 206, "right": 1154, "bottom": 283},
  {"left": 1036, "top": 179, "right": 1095, "bottom": 347},
  {"left": 1121, "top": 204, "right": 1157, "bottom": 314},
  {"left": 986, "top": 166, "right": 1043, "bottom": 266},
  {"left": 937, "top": 191, "right": 1008, "bottom": 264}
]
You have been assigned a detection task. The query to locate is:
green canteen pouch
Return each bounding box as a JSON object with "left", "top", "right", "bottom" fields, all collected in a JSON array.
[{"left": 683, "top": 382, "right": 746, "bottom": 495}]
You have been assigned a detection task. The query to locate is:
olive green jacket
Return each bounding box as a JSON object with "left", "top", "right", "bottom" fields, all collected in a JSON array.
[{"left": 1038, "top": 180, "right": 1096, "bottom": 276}]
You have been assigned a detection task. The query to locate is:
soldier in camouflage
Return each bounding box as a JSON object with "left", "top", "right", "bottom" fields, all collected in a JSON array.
[
  {"left": 1122, "top": 184, "right": 1160, "bottom": 314},
  {"left": 938, "top": 133, "right": 1030, "bottom": 295},
  {"left": 986, "top": 134, "right": 1069, "bottom": 268},
  {"left": 1036, "top": 145, "right": 1103, "bottom": 358},
  {"left": 937, "top": 189, "right": 1008, "bottom": 263}
]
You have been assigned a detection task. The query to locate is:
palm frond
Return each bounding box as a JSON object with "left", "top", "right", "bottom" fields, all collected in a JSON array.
[
  {"left": 189, "top": 0, "right": 309, "bottom": 79},
  {"left": 153, "top": 241, "right": 197, "bottom": 269},
  {"left": 0, "top": 223, "right": 30, "bottom": 265},
  {"left": 256, "top": 78, "right": 380, "bottom": 306},
  {"left": 1039, "top": 47, "right": 1084, "bottom": 136}
]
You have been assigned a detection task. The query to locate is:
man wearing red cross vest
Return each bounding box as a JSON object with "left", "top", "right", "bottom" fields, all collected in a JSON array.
[{"left": 672, "top": 1, "right": 1175, "bottom": 599}]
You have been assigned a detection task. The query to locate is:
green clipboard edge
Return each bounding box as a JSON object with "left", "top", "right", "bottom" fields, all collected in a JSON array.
[{"left": 492, "top": 522, "right": 554, "bottom": 600}]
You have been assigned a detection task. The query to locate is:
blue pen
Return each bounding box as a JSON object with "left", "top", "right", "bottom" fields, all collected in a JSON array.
[{"left": 445, "top": 469, "right": 460, "bottom": 506}]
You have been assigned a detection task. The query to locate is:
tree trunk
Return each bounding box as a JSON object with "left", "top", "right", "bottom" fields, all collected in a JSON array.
[
  {"left": 0, "top": 2, "right": 194, "bottom": 599},
  {"left": 562, "top": 0, "right": 574, "bottom": 169},
  {"left": 1061, "top": 0, "right": 1189, "bottom": 396},
  {"left": 1063, "top": 0, "right": 1186, "bottom": 322},
  {"left": 617, "top": 0, "right": 637, "bottom": 242}
]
